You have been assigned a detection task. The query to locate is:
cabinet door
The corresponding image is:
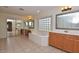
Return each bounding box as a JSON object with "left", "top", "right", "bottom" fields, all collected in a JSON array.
[
  {"left": 49, "top": 32, "right": 56, "bottom": 46},
  {"left": 54, "top": 34, "right": 64, "bottom": 49},
  {"left": 74, "top": 38, "right": 79, "bottom": 53},
  {"left": 49, "top": 32, "right": 64, "bottom": 49},
  {"left": 63, "top": 35, "right": 74, "bottom": 52}
]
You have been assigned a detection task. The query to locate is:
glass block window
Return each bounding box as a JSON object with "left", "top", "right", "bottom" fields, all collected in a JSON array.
[{"left": 39, "top": 17, "right": 52, "bottom": 31}]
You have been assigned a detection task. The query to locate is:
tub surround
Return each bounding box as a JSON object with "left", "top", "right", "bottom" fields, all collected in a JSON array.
[{"left": 29, "top": 30, "right": 48, "bottom": 46}]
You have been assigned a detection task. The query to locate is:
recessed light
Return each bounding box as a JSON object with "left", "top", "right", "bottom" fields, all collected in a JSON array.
[
  {"left": 37, "top": 10, "right": 40, "bottom": 13},
  {"left": 19, "top": 8, "right": 24, "bottom": 11}
]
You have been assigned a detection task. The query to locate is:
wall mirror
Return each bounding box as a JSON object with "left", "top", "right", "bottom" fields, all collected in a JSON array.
[{"left": 56, "top": 11, "right": 79, "bottom": 30}]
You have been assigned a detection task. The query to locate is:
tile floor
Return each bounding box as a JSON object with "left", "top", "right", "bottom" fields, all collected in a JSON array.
[{"left": 0, "top": 36, "right": 65, "bottom": 53}]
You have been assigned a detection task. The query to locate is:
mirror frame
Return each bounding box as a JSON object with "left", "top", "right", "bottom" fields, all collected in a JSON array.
[{"left": 56, "top": 10, "right": 79, "bottom": 30}]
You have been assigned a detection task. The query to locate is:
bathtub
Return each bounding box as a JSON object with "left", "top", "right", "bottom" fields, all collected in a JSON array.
[{"left": 29, "top": 30, "right": 49, "bottom": 46}]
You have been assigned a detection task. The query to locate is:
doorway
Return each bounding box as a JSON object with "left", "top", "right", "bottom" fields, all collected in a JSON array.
[
  {"left": 7, "top": 21, "right": 12, "bottom": 32},
  {"left": 7, "top": 19, "right": 16, "bottom": 37}
]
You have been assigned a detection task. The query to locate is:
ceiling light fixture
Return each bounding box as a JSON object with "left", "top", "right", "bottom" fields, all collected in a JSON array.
[
  {"left": 27, "top": 16, "right": 33, "bottom": 20},
  {"left": 61, "top": 6, "right": 72, "bottom": 12}
]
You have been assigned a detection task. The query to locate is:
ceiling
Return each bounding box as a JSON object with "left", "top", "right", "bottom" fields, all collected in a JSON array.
[{"left": 0, "top": 6, "right": 57, "bottom": 17}]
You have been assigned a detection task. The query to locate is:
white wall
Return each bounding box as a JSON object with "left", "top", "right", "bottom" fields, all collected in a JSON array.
[
  {"left": 0, "top": 12, "right": 37, "bottom": 38},
  {"left": 34, "top": 18, "right": 38, "bottom": 30},
  {"left": 0, "top": 16, "right": 7, "bottom": 39},
  {"left": 52, "top": 6, "right": 79, "bottom": 35},
  {"left": 37, "top": 6, "right": 79, "bottom": 35},
  {"left": 0, "top": 6, "right": 79, "bottom": 39},
  {"left": 0, "top": 12, "right": 28, "bottom": 38}
]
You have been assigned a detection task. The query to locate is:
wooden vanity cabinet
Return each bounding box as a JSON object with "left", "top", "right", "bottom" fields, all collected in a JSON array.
[
  {"left": 49, "top": 32, "right": 64, "bottom": 50},
  {"left": 73, "top": 36, "right": 79, "bottom": 52},
  {"left": 49, "top": 33, "right": 55, "bottom": 46},
  {"left": 63, "top": 35, "right": 74, "bottom": 52},
  {"left": 49, "top": 32, "right": 79, "bottom": 52},
  {"left": 53, "top": 33, "right": 64, "bottom": 49}
]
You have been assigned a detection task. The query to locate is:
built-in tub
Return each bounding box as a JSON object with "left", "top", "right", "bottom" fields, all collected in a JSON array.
[{"left": 29, "top": 30, "right": 48, "bottom": 46}]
